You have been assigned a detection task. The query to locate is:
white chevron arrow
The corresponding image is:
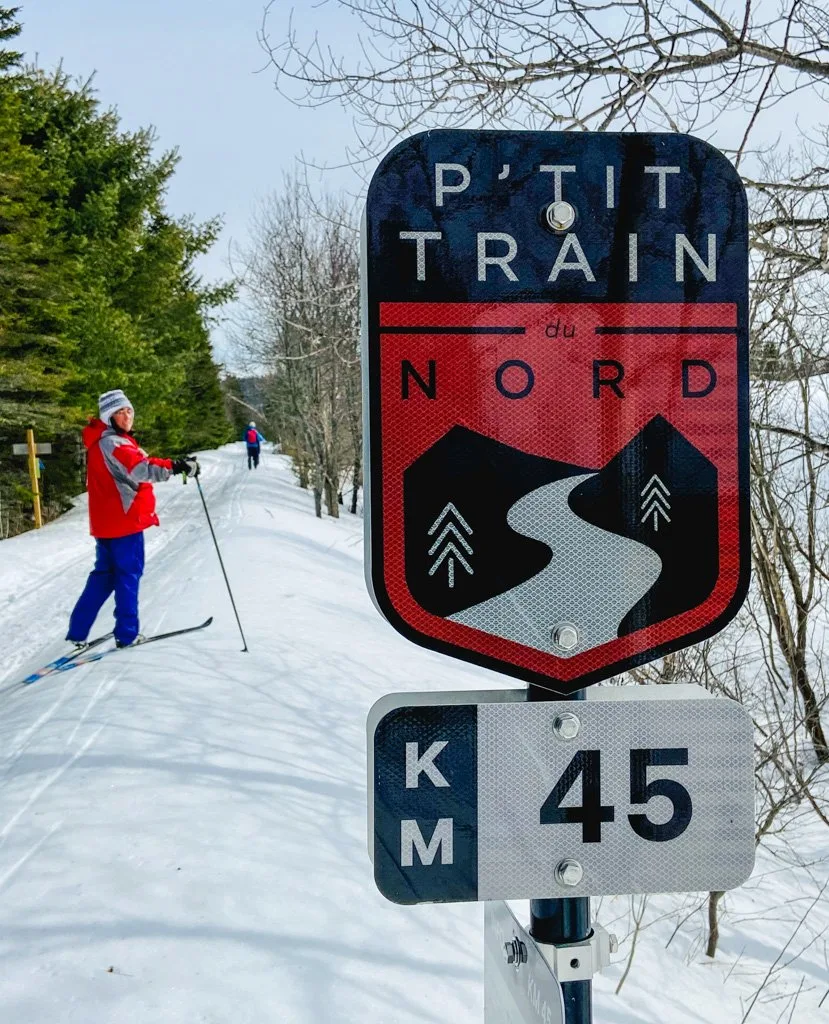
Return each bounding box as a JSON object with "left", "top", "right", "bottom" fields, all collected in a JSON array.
[
  {"left": 643, "top": 488, "right": 670, "bottom": 509},
  {"left": 640, "top": 474, "right": 670, "bottom": 498},
  {"left": 641, "top": 502, "right": 672, "bottom": 529},
  {"left": 428, "top": 522, "right": 473, "bottom": 557}
]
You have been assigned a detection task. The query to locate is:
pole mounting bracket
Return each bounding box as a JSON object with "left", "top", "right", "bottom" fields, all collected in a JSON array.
[{"left": 534, "top": 923, "right": 618, "bottom": 983}]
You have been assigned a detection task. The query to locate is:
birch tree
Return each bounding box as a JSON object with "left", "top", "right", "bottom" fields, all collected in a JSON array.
[{"left": 235, "top": 180, "right": 360, "bottom": 518}]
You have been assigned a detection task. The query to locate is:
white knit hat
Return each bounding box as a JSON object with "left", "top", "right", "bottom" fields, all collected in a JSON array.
[{"left": 98, "top": 389, "right": 134, "bottom": 426}]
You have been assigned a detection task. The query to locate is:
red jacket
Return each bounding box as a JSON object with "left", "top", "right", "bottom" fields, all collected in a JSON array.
[{"left": 83, "top": 419, "right": 173, "bottom": 539}]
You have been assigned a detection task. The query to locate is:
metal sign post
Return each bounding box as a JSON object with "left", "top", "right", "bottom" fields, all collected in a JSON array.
[
  {"left": 528, "top": 686, "right": 590, "bottom": 1023},
  {"left": 485, "top": 901, "right": 567, "bottom": 1024},
  {"left": 12, "top": 430, "right": 52, "bottom": 528}
]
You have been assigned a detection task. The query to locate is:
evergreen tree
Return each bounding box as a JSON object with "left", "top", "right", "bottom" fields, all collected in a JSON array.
[
  {"left": 0, "top": 7, "right": 22, "bottom": 73},
  {"left": 17, "top": 69, "right": 234, "bottom": 448},
  {"left": 0, "top": 49, "right": 234, "bottom": 535},
  {"left": 0, "top": 84, "right": 74, "bottom": 430}
]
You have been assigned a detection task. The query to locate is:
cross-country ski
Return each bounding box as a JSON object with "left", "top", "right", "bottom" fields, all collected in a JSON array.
[
  {"left": 51, "top": 617, "right": 214, "bottom": 675},
  {"left": 21, "top": 619, "right": 214, "bottom": 686},
  {"left": 21, "top": 633, "right": 114, "bottom": 685}
]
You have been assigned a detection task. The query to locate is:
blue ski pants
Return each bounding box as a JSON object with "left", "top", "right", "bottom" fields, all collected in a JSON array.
[{"left": 67, "top": 532, "right": 145, "bottom": 646}]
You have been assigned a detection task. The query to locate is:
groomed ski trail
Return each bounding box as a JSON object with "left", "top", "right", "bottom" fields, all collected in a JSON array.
[
  {"left": 0, "top": 446, "right": 491, "bottom": 1024},
  {"left": 0, "top": 445, "right": 826, "bottom": 1024}
]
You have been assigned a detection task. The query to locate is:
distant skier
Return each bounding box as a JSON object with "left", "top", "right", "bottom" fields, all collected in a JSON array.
[
  {"left": 244, "top": 421, "right": 265, "bottom": 469},
  {"left": 65, "top": 389, "right": 199, "bottom": 650}
]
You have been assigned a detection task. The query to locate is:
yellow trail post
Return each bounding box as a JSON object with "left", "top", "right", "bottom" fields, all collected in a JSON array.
[{"left": 26, "top": 428, "right": 43, "bottom": 529}]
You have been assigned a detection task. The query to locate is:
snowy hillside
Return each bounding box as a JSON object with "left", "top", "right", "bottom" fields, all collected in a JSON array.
[{"left": 0, "top": 445, "right": 825, "bottom": 1023}]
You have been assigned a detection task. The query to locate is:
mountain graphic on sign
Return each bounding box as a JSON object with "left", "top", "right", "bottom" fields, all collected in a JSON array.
[
  {"left": 404, "top": 419, "right": 719, "bottom": 653},
  {"left": 404, "top": 426, "right": 588, "bottom": 617},
  {"left": 568, "top": 415, "right": 718, "bottom": 635}
]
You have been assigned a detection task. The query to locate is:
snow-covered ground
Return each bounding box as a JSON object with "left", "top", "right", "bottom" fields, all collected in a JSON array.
[{"left": 0, "top": 445, "right": 826, "bottom": 1023}]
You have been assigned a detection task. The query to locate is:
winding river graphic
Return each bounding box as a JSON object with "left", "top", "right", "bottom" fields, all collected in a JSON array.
[{"left": 449, "top": 475, "right": 661, "bottom": 656}]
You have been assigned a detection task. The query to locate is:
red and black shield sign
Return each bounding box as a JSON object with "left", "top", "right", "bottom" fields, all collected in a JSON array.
[{"left": 363, "top": 131, "right": 749, "bottom": 694}]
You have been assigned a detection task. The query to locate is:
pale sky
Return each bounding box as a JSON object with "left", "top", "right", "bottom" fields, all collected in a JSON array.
[{"left": 19, "top": 1, "right": 359, "bottom": 368}]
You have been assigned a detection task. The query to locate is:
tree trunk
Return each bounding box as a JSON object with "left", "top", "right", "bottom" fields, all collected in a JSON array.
[
  {"left": 794, "top": 658, "right": 829, "bottom": 764},
  {"left": 706, "top": 890, "right": 724, "bottom": 958},
  {"left": 350, "top": 457, "right": 361, "bottom": 515},
  {"left": 325, "top": 477, "right": 339, "bottom": 518},
  {"left": 312, "top": 457, "right": 325, "bottom": 519},
  {"left": 296, "top": 454, "right": 310, "bottom": 489}
]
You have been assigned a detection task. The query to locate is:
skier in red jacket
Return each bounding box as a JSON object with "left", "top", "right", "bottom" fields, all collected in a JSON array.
[{"left": 66, "top": 389, "right": 199, "bottom": 649}]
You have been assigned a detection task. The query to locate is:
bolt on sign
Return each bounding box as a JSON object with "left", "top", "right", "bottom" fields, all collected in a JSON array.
[{"left": 363, "top": 130, "right": 750, "bottom": 694}]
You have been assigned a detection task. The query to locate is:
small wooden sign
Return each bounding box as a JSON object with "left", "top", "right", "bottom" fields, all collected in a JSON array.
[{"left": 12, "top": 442, "right": 51, "bottom": 455}]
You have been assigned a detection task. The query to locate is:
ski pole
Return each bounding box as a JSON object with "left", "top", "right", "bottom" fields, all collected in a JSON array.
[{"left": 195, "top": 473, "right": 249, "bottom": 653}]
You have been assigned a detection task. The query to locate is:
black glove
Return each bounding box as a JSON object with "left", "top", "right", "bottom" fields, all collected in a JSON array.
[{"left": 171, "top": 456, "right": 200, "bottom": 478}]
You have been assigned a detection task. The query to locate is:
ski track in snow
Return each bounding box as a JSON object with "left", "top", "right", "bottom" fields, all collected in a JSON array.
[
  {"left": 0, "top": 821, "right": 63, "bottom": 891},
  {"left": 0, "top": 671, "right": 93, "bottom": 781},
  {"left": 63, "top": 673, "right": 114, "bottom": 750},
  {"left": 0, "top": 444, "right": 826, "bottom": 1024},
  {"left": 0, "top": 723, "right": 105, "bottom": 847}
]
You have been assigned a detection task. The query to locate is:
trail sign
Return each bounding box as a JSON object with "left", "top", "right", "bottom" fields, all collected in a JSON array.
[
  {"left": 12, "top": 443, "right": 51, "bottom": 455},
  {"left": 12, "top": 429, "right": 49, "bottom": 528},
  {"left": 367, "top": 686, "right": 755, "bottom": 905},
  {"left": 363, "top": 130, "right": 749, "bottom": 694}
]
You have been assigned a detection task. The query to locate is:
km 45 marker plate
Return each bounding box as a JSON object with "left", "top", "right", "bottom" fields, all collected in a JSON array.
[
  {"left": 363, "top": 130, "right": 749, "bottom": 694},
  {"left": 368, "top": 686, "right": 755, "bottom": 905}
]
